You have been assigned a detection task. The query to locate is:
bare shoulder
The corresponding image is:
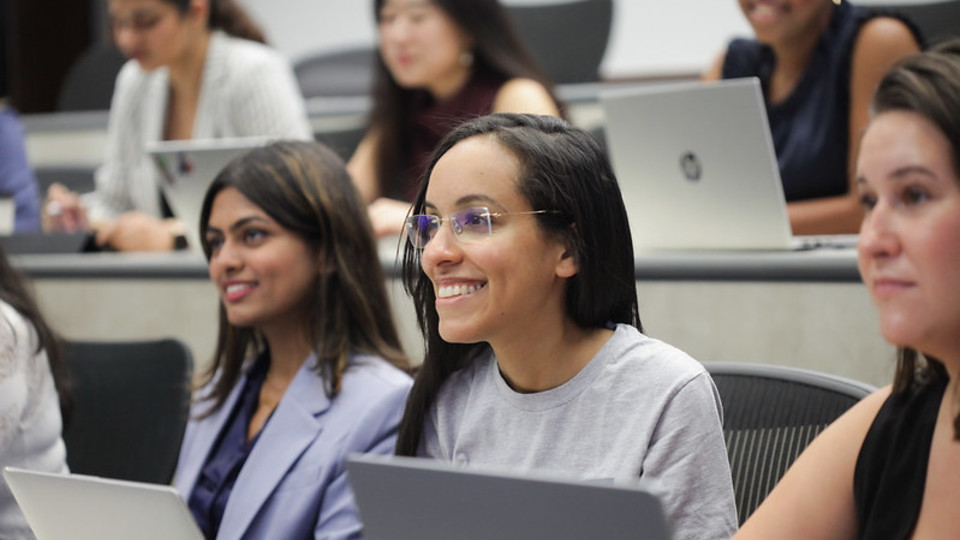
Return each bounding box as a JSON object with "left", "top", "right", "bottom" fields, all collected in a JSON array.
[
  {"left": 492, "top": 78, "right": 560, "bottom": 117},
  {"left": 702, "top": 50, "right": 726, "bottom": 81},
  {"left": 853, "top": 16, "right": 922, "bottom": 64},
  {"left": 735, "top": 385, "right": 892, "bottom": 540}
]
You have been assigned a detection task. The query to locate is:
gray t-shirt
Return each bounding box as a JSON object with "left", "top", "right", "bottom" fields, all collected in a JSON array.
[{"left": 421, "top": 324, "right": 738, "bottom": 540}]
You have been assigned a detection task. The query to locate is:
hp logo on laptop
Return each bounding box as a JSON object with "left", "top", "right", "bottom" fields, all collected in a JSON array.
[{"left": 679, "top": 152, "right": 702, "bottom": 182}]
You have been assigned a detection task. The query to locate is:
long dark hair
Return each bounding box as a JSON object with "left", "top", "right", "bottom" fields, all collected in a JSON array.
[
  {"left": 0, "top": 246, "right": 69, "bottom": 414},
  {"left": 167, "top": 0, "right": 267, "bottom": 43},
  {"left": 369, "top": 0, "right": 557, "bottom": 199},
  {"left": 395, "top": 113, "right": 640, "bottom": 455},
  {"left": 196, "top": 141, "right": 409, "bottom": 413},
  {"left": 871, "top": 40, "right": 960, "bottom": 437}
]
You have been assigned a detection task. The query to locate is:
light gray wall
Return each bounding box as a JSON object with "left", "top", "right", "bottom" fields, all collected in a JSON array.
[
  {"left": 241, "top": 0, "right": 751, "bottom": 79},
  {"left": 241, "top": 0, "right": 934, "bottom": 79}
]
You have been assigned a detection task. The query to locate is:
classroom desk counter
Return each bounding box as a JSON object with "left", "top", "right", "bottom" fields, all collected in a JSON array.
[
  {"left": 12, "top": 246, "right": 861, "bottom": 281},
  {"left": 13, "top": 247, "right": 891, "bottom": 387}
]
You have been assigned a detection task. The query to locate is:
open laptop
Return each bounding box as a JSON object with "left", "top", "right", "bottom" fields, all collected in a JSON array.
[
  {"left": 2, "top": 467, "right": 203, "bottom": 540},
  {"left": 346, "top": 454, "right": 672, "bottom": 540},
  {"left": 148, "top": 137, "right": 272, "bottom": 253},
  {"left": 599, "top": 77, "right": 858, "bottom": 252}
]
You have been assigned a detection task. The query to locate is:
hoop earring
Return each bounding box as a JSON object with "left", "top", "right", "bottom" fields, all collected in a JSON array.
[{"left": 459, "top": 51, "right": 474, "bottom": 68}]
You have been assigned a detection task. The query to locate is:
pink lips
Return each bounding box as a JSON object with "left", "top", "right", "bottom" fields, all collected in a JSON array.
[
  {"left": 871, "top": 278, "right": 913, "bottom": 299},
  {"left": 223, "top": 282, "right": 255, "bottom": 303}
]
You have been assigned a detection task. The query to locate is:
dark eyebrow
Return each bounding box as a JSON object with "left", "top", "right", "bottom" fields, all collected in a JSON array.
[
  {"left": 422, "top": 194, "right": 503, "bottom": 214},
  {"left": 206, "top": 215, "right": 271, "bottom": 235},
  {"left": 856, "top": 165, "right": 938, "bottom": 186}
]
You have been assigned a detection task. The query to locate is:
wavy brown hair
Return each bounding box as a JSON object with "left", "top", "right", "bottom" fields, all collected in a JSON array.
[{"left": 196, "top": 141, "right": 409, "bottom": 414}]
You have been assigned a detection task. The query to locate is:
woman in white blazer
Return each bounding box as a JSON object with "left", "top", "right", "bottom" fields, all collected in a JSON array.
[
  {"left": 175, "top": 141, "right": 412, "bottom": 540},
  {"left": 44, "top": 0, "right": 312, "bottom": 251}
]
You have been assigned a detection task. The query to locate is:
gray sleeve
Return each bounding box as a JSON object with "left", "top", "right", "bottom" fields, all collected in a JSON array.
[{"left": 642, "top": 372, "right": 738, "bottom": 540}]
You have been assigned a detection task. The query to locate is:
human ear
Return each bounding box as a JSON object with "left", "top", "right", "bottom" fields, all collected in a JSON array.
[
  {"left": 554, "top": 229, "right": 579, "bottom": 279},
  {"left": 188, "top": 0, "right": 209, "bottom": 23}
]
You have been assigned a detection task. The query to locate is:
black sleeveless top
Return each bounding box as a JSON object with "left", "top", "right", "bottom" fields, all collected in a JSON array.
[
  {"left": 722, "top": 2, "right": 922, "bottom": 202},
  {"left": 853, "top": 378, "right": 947, "bottom": 539}
]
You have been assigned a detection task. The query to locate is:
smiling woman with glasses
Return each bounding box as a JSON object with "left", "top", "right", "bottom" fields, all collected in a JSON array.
[{"left": 396, "top": 113, "right": 738, "bottom": 540}]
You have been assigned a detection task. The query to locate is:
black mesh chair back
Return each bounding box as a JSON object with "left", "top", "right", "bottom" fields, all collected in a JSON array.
[
  {"left": 705, "top": 363, "right": 875, "bottom": 525},
  {"left": 506, "top": 0, "right": 613, "bottom": 84},
  {"left": 61, "top": 338, "right": 194, "bottom": 485}
]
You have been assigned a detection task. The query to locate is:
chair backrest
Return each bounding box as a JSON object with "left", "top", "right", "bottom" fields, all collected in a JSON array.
[
  {"left": 34, "top": 166, "right": 96, "bottom": 196},
  {"left": 293, "top": 47, "right": 376, "bottom": 99},
  {"left": 705, "top": 362, "right": 875, "bottom": 525},
  {"left": 57, "top": 45, "right": 127, "bottom": 112},
  {"left": 861, "top": 0, "right": 960, "bottom": 45},
  {"left": 505, "top": 0, "right": 613, "bottom": 84},
  {"left": 61, "top": 338, "right": 194, "bottom": 485}
]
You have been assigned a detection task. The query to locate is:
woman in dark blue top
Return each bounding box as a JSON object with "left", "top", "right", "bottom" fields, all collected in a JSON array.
[{"left": 704, "top": 0, "right": 921, "bottom": 234}]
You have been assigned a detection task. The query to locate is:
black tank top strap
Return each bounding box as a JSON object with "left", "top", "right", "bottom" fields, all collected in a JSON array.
[{"left": 854, "top": 378, "right": 946, "bottom": 539}]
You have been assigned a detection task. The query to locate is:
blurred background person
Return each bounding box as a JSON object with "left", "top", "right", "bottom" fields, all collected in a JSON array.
[
  {"left": 348, "top": 0, "right": 561, "bottom": 238},
  {"left": 0, "top": 23, "right": 41, "bottom": 234},
  {"left": 704, "top": 0, "right": 922, "bottom": 234},
  {"left": 0, "top": 245, "right": 68, "bottom": 539},
  {"left": 44, "top": 0, "right": 312, "bottom": 251}
]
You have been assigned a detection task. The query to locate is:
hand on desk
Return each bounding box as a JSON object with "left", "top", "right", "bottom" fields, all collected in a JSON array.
[
  {"left": 43, "top": 183, "right": 89, "bottom": 233},
  {"left": 368, "top": 197, "right": 412, "bottom": 238},
  {"left": 43, "top": 184, "right": 178, "bottom": 251},
  {"left": 95, "top": 212, "right": 179, "bottom": 252}
]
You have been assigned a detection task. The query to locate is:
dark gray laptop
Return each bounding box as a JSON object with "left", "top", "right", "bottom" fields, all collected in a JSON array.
[{"left": 346, "top": 454, "right": 673, "bottom": 540}]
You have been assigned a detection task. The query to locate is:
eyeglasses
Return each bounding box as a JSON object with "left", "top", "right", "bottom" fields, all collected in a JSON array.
[{"left": 404, "top": 206, "right": 557, "bottom": 249}]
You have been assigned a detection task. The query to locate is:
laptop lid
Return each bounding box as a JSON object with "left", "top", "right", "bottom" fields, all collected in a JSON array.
[
  {"left": 600, "top": 77, "right": 796, "bottom": 252},
  {"left": 148, "top": 137, "right": 271, "bottom": 253},
  {"left": 346, "top": 454, "right": 672, "bottom": 540},
  {"left": 3, "top": 467, "right": 204, "bottom": 540}
]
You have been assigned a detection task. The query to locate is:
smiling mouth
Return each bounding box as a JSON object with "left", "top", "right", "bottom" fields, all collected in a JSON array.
[
  {"left": 224, "top": 283, "right": 255, "bottom": 301},
  {"left": 437, "top": 283, "right": 486, "bottom": 299}
]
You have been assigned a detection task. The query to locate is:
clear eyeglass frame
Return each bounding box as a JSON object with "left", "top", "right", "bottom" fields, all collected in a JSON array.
[{"left": 404, "top": 206, "right": 557, "bottom": 249}]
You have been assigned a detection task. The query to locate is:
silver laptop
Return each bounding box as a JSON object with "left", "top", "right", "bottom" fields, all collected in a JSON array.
[
  {"left": 148, "top": 137, "right": 272, "bottom": 253},
  {"left": 346, "top": 454, "right": 672, "bottom": 540},
  {"left": 600, "top": 77, "right": 858, "bottom": 252},
  {"left": 2, "top": 467, "right": 204, "bottom": 540}
]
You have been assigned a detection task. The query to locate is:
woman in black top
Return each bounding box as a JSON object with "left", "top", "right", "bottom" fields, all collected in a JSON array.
[{"left": 735, "top": 41, "right": 960, "bottom": 539}]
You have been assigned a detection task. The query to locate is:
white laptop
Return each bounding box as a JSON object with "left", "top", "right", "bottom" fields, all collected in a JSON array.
[
  {"left": 2, "top": 467, "right": 204, "bottom": 540},
  {"left": 599, "top": 77, "right": 858, "bottom": 252},
  {"left": 346, "top": 454, "right": 673, "bottom": 540},
  {"left": 148, "top": 137, "right": 272, "bottom": 253}
]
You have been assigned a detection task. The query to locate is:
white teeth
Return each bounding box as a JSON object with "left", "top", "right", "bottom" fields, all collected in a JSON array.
[
  {"left": 226, "top": 284, "right": 250, "bottom": 295},
  {"left": 437, "top": 283, "right": 484, "bottom": 299}
]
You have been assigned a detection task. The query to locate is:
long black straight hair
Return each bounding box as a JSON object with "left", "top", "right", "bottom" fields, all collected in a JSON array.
[{"left": 395, "top": 114, "right": 640, "bottom": 455}]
